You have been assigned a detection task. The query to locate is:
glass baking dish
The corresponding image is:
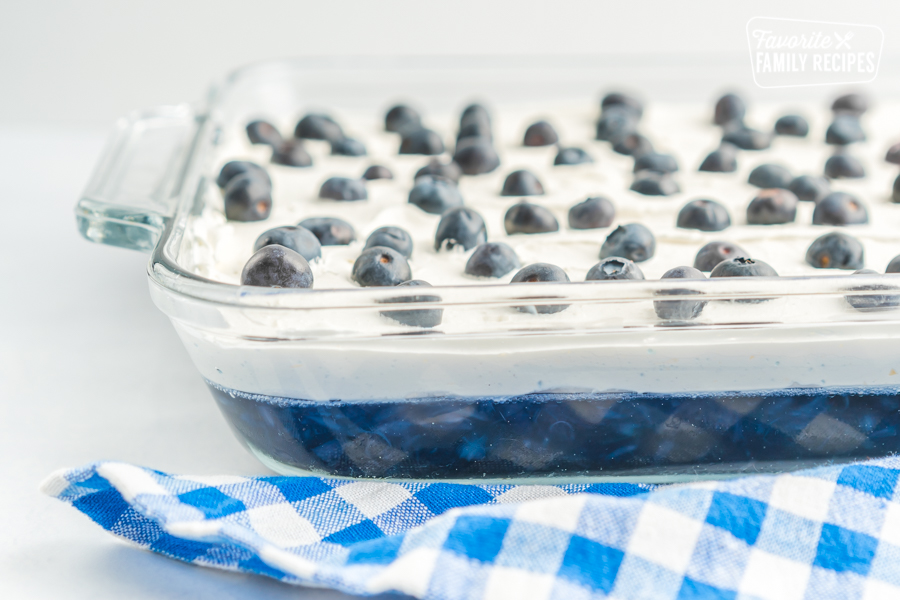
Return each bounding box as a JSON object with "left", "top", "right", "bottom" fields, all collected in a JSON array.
[{"left": 77, "top": 57, "right": 900, "bottom": 482}]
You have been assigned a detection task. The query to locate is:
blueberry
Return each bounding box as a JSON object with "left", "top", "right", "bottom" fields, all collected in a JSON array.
[
  {"left": 812, "top": 192, "right": 868, "bottom": 225},
  {"left": 710, "top": 257, "right": 778, "bottom": 278},
  {"left": 886, "top": 143, "right": 900, "bottom": 165},
  {"left": 633, "top": 152, "right": 678, "bottom": 174},
  {"left": 893, "top": 174, "right": 900, "bottom": 204},
  {"left": 434, "top": 207, "right": 487, "bottom": 251},
  {"left": 585, "top": 257, "right": 645, "bottom": 281},
  {"left": 676, "top": 199, "right": 731, "bottom": 231},
  {"left": 510, "top": 263, "right": 570, "bottom": 314},
  {"left": 330, "top": 137, "right": 367, "bottom": 156},
  {"left": 595, "top": 106, "right": 638, "bottom": 141},
  {"left": 246, "top": 120, "right": 283, "bottom": 146},
  {"left": 832, "top": 93, "right": 868, "bottom": 116},
  {"left": 774, "top": 115, "right": 809, "bottom": 137},
  {"left": 714, "top": 93, "right": 746, "bottom": 125},
  {"left": 601, "top": 92, "right": 643, "bottom": 118},
  {"left": 271, "top": 139, "right": 313, "bottom": 167},
  {"left": 294, "top": 113, "right": 344, "bottom": 141},
  {"left": 408, "top": 175, "right": 464, "bottom": 214},
  {"left": 746, "top": 189, "right": 798, "bottom": 225},
  {"left": 298, "top": 217, "right": 356, "bottom": 246},
  {"left": 453, "top": 137, "right": 500, "bottom": 175},
  {"left": 223, "top": 173, "right": 272, "bottom": 222},
  {"left": 824, "top": 153, "right": 865, "bottom": 179},
  {"left": 887, "top": 255, "right": 900, "bottom": 273},
  {"left": 460, "top": 103, "right": 491, "bottom": 129},
  {"left": 523, "top": 121, "right": 558, "bottom": 146},
  {"left": 351, "top": 246, "right": 412, "bottom": 287},
  {"left": 694, "top": 241, "right": 749, "bottom": 272},
  {"left": 240, "top": 245, "right": 313, "bottom": 288},
  {"left": 630, "top": 171, "right": 680, "bottom": 196},
  {"left": 318, "top": 177, "right": 367, "bottom": 201},
  {"left": 721, "top": 126, "right": 772, "bottom": 150},
  {"left": 504, "top": 202, "right": 559, "bottom": 234},
  {"left": 698, "top": 144, "right": 738, "bottom": 172},
  {"left": 654, "top": 266, "right": 707, "bottom": 321},
  {"left": 364, "top": 226, "right": 413, "bottom": 258},
  {"left": 385, "top": 104, "right": 422, "bottom": 133},
  {"left": 465, "top": 242, "right": 521, "bottom": 278},
  {"left": 378, "top": 280, "right": 443, "bottom": 327},
  {"left": 825, "top": 115, "right": 866, "bottom": 145},
  {"left": 612, "top": 132, "right": 654, "bottom": 157},
  {"left": 501, "top": 170, "right": 544, "bottom": 196},
  {"left": 415, "top": 159, "right": 461, "bottom": 184},
  {"left": 600, "top": 223, "right": 655, "bottom": 263},
  {"left": 457, "top": 120, "right": 492, "bottom": 142},
  {"left": 399, "top": 128, "right": 445, "bottom": 155},
  {"left": 253, "top": 226, "right": 322, "bottom": 262},
  {"left": 553, "top": 147, "right": 594, "bottom": 166},
  {"left": 788, "top": 175, "right": 830, "bottom": 203},
  {"left": 748, "top": 163, "right": 792, "bottom": 189},
  {"left": 805, "top": 232, "right": 864, "bottom": 270},
  {"left": 845, "top": 270, "right": 900, "bottom": 312},
  {"left": 362, "top": 165, "right": 393, "bottom": 180},
  {"left": 568, "top": 197, "right": 615, "bottom": 230},
  {"left": 216, "top": 160, "right": 271, "bottom": 189}
]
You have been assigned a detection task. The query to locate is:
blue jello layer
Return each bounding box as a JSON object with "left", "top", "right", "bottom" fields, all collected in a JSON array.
[{"left": 207, "top": 381, "right": 900, "bottom": 479}]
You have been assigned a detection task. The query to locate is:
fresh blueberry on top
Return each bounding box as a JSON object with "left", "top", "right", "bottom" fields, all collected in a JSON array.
[
  {"left": 885, "top": 143, "right": 900, "bottom": 165},
  {"left": 504, "top": 202, "right": 559, "bottom": 234},
  {"left": 501, "top": 170, "right": 544, "bottom": 196},
  {"left": 378, "top": 280, "right": 443, "bottom": 328},
  {"left": 595, "top": 106, "right": 638, "bottom": 141},
  {"left": 415, "top": 159, "right": 462, "bottom": 183},
  {"left": 613, "top": 132, "right": 654, "bottom": 157},
  {"left": 633, "top": 152, "right": 678, "bottom": 174},
  {"left": 805, "top": 232, "right": 864, "bottom": 270},
  {"left": 246, "top": 120, "right": 283, "bottom": 147},
  {"left": 893, "top": 174, "right": 900, "bottom": 204},
  {"left": 694, "top": 241, "right": 749, "bottom": 272},
  {"left": 465, "top": 242, "right": 521, "bottom": 278},
  {"left": 330, "top": 137, "right": 367, "bottom": 156},
  {"left": 364, "top": 226, "right": 413, "bottom": 258},
  {"left": 676, "top": 199, "right": 731, "bottom": 231},
  {"left": 216, "top": 160, "right": 271, "bottom": 189},
  {"left": 585, "top": 257, "right": 645, "bottom": 281},
  {"left": 824, "top": 153, "right": 865, "bottom": 179},
  {"left": 714, "top": 93, "right": 746, "bottom": 125},
  {"left": 460, "top": 103, "right": 491, "bottom": 129},
  {"left": 887, "top": 255, "right": 900, "bottom": 273},
  {"left": 812, "top": 192, "right": 868, "bottom": 226},
  {"left": 351, "top": 246, "right": 412, "bottom": 287},
  {"left": 253, "top": 226, "right": 322, "bottom": 262},
  {"left": 774, "top": 115, "right": 809, "bottom": 137},
  {"left": 385, "top": 104, "right": 422, "bottom": 133},
  {"left": 453, "top": 137, "right": 500, "bottom": 175},
  {"left": 630, "top": 171, "right": 680, "bottom": 196},
  {"left": 241, "top": 245, "right": 313, "bottom": 289},
  {"left": 457, "top": 120, "right": 492, "bottom": 142},
  {"left": 408, "top": 175, "right": 464, "bottom": 215},
  {"left": 654, "top": 266, "right": 707, "bottom": 321},
  {"left": 710, "top": 257, "right": 778, "bottom": 278},
  {"left": 318, "top": 177, "right": 367, "bottom": 201},
  {"left": 523, "top": 121, "right": 558, "bottom": 146},
  {"left": 554, "top": 147, "right": 594, "bottom": 166},
  {"left": 825, "top": 115, "right": 866, "bottom": 145},
  {"left": 510, "top": 263, "right": 571, "bottom": 315},
  {"left": 568, "top": 197, "right": 615, "bottom": 230},
  {"left": 721, "top": 125, "right": 772, "bottom": 150},
  {"left": 223, "top": 173, "right": 272, "bottom": 222},
  {"left": 832, "top": 93, "right": 868, "bottom": 116},
  {"left": 601, "top": 92, "right": 644, "bottom": 118},
  {"left": 298, "top": 217, "right": 356, "bottom": 246},
  {"left": 748, "top": 163, "right": 792, "bottom": 189},
  {"left": 746, "top": 189, "right": 799, "bottom": 225},
  {"left": 271, "top": 139, "right": 313, "bottom": 167},
  {"left": 294, "top": 113, "right": 344, "bottom": 141},
  {"left": 434, "top": 207, "right": 487, "bottom": 251},
  {"left": 788, "top": 175, "right": 830, "bottom": 203},
  {"left": 698, "top": 144, "right": 738, "bottom": 173},
  {"left": 845, "top": 269, "right": 900, "bottom": 312},
  {"left": 399, "top": 128, "right": 445, "bottom": 155},
  {"left": 600, "top": 223, "right": 655, "bottom": 263},
  {"left": 362, "top": 165, "right": 393, "bottom": 180}
]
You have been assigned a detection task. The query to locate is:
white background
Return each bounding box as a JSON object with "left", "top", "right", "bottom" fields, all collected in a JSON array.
[{"left": 1, "top": 1, "right": 899, "bottom": 599}]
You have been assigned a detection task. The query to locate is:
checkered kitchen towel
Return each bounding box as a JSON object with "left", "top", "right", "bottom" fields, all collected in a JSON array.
[{"left": 42, "top": 457, "right": 900, "bottom": 599}]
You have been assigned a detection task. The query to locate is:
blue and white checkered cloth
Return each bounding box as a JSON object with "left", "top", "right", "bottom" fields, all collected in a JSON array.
[{"left": 42, "top": 457, "right": 900, "bottom": 599}]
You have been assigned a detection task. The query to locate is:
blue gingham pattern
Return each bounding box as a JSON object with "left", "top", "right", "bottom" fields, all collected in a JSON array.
[{"left": 42, "top": 458, "right": 900, "bottom": 599}]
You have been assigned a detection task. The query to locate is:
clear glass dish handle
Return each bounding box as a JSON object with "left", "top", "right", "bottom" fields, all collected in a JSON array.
[{"left": 75, "top": 105, "right": 197, "bottom": 252}]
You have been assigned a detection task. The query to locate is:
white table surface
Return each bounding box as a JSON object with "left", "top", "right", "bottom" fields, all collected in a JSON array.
[{"left": 0, "top": 129, "right": 379, "bottom": 598}]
